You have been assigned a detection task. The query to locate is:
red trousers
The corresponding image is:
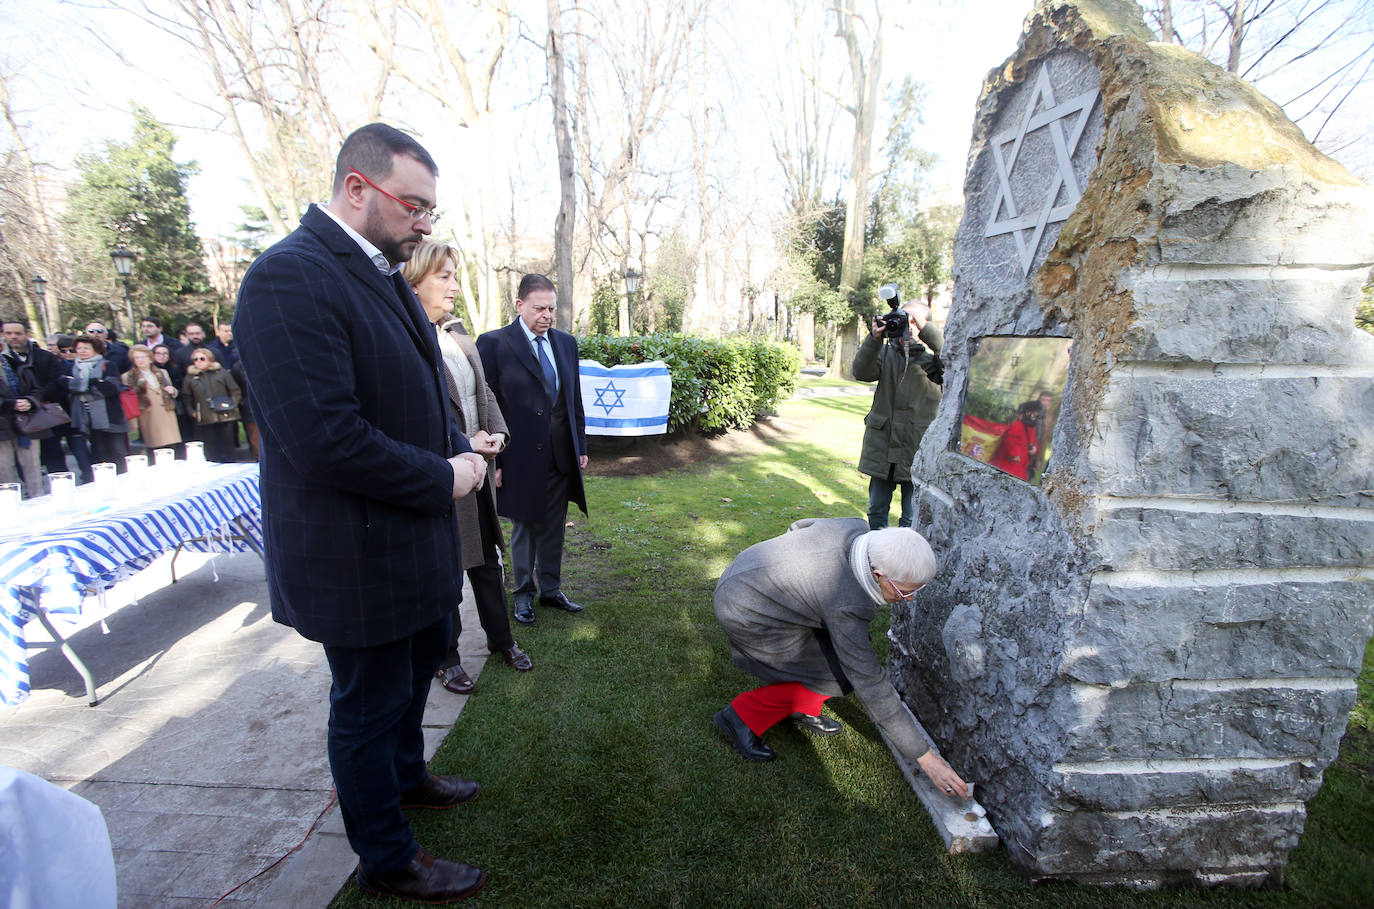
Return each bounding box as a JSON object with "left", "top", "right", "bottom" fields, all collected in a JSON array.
[{"left": 730, "top": 682, "right": 829, "bottom": 735}]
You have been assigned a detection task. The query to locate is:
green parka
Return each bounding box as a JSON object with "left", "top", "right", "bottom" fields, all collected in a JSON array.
[{"left": 853, "top": 322, "right": 943, "bottom": 478}]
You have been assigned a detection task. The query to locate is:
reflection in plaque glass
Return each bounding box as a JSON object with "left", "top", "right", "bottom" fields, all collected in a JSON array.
[{"left": 957, "top": 336, "right": 1072, "bottom": 485}]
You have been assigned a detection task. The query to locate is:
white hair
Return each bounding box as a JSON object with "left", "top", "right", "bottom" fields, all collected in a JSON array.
[{"left": 867, "top": 527, "right": 937, "bottom": 587}]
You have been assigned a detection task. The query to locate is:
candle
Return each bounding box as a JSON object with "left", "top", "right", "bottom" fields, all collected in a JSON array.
[
  {"left": 50, "top": 472, "right": 75, "bottom": 512},
  {"left": 0, "top": 482, "right": 20, "bottom": 515}
]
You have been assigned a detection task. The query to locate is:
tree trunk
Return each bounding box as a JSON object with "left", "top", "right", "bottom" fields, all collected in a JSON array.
[
  {"left": 797, "top": 311, "right": 816, "bottom": 362},
  {"left": 547, "top": 0, "right": 577, "bottom": 333},
  {"left": 1226, "top": 0, "right": 1246, "bottom": 73},
  {"left": 829, "top": 0, "right": 884, "bottom": 379}
]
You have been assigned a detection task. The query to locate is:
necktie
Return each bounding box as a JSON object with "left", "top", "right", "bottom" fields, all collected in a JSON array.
[{"left": 535, "top": 336, "right": 558, "bottom": 397}]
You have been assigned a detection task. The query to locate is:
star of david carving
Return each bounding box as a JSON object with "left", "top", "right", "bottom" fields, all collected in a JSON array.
[
  {"left": 593, "top": 381, "right": 627, "bottom": 416},
  {"left": 983, "top": 64, "right": 1100, "bottom": 276}
]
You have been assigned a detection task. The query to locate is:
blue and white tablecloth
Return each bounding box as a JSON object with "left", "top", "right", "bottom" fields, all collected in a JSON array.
[{"left": 0, "top": 463, "right": 262, "bottom": 706}]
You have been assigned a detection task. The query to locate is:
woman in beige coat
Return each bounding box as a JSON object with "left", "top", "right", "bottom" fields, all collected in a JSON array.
[
  {"left": 123, "top": 344, "right": 182, "bottom": 452},
  {"left": 403, "top": 241, "right": 532, "bottom": 694}
]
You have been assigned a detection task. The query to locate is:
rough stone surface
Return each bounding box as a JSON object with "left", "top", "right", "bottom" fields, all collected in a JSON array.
[
  {"left": 1063, "top": 578, "right": 1374, "bottom": 684},
  {"left": 895, "top": 0, "right": 1374, "bottom": 888},
  {"left": 1049, "top": 760, "right": 1324, "bottom": 811}
]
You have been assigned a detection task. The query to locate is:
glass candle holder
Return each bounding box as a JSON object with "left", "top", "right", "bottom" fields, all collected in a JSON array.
[
  {"left": 125, "top": 454, "right": 148, "bottom": 475},
  {"left": 185, "top": 441, "right": 206, "bottom": 467},
  {"left": 92, "top": 462, "right": 117, "bottom": 496},
  {"left": 152, "top": 448, "right": 177, "bottom": 469},
  {"left": 0, "top": 482, "right": 20, "bottom": 515},
  {"left": 50, "top": 472, "right": 75, "bottom": 512}
]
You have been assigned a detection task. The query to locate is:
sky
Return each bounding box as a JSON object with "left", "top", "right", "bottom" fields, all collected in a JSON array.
[
  {"left": 5, "top": 0, "right": 1365, "bottom": 250},
  {"left": 2, "top": 0, "right": 1032, "bottom": 240}
]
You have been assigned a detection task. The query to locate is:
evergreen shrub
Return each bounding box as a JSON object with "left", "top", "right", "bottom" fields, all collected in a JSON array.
[{"left": 578, "top": 333, "right": 801, "bottom": 434}]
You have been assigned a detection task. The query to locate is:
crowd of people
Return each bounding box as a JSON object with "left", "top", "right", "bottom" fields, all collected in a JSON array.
[{"left": 0, "top": 317, "right": 253, "bottom": 497}]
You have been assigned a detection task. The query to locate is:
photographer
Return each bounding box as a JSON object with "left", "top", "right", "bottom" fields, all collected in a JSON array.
[{"left": 853, "top": 288, "right": 943, "bottom": 530}]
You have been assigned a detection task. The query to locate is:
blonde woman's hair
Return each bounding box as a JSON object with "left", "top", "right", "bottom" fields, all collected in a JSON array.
[{"left": 401, "top": 240, "right": 460, "bottom": 289}]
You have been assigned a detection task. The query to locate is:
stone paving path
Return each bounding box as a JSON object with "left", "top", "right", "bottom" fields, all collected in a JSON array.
[{"left": 0, "top": 549, "right": 485, "bottom": 907}]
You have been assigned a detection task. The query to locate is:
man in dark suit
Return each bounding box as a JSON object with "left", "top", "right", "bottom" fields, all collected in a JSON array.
[
  {"left": 234, "top": 123, "right": 490, "bottom": 904},
  {"left": 476, "top": 275, "right": 588, "bottom": 625}
]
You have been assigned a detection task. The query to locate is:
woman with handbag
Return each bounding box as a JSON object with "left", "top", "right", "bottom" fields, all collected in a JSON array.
[
  {"left": 62, "top": 334, "right": 130, "bottom": 471},
  {"left": 122, "top": 344, "right": 182, "bottom": 452},
  {"left": 181, "top": 348, "right": 241, "bottom": 462},
  {"left": 401, "top": 241, "right": 533, "bottom": 694}
]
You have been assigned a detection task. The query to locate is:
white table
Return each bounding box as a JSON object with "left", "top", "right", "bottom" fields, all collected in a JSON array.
[{"left": 0, "top": 463, "right": 263, "bottom": 706}]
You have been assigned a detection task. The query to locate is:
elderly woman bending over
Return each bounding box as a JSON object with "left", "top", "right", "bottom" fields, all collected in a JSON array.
[{"left": 713, "top": 517, "right": 968, "bottom": 797}]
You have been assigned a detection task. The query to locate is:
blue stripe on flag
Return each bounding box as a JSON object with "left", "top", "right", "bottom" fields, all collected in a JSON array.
[
  {"left": 579, "top": 365, "right": 670, "bottom": 378},
  {"left": 586, "top": 415, "right": 669, "bottom": 428}
]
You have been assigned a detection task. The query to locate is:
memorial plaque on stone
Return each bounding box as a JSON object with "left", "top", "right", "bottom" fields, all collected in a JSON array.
[{"left": 884, "top": 0, "right": 1374, "bottom": 888}]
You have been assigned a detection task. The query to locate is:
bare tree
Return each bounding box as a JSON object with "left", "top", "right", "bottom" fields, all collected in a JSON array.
[
  {"left": 829, "top": 0, "right": 884, "bottom": 378},
  {"left": 1155, "top": 0, "right": 1374, "bottom": 165},
  {"left": 0, "top": 70, "right": 62, "bottom": 335},
  {"left": 384, "top": 0, "right": 513, "bottom": 332},
  {"left": 98, "top": 0, "right": 393, "bottom": 236},
  {"left": 547, "top": 0, "right": 577, "bottom": 332},
  {"left": 561, "top": 0, "right": 704, "bottom": 329},
  {"left": 765, "top": 0, "right": 846, "bottom": 359}
]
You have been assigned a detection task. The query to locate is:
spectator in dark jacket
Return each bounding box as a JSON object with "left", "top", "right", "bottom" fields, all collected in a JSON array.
[
  {"left": 63, "top": 334, "right": 130, "bottom": 470},
  {"left": 182, "top": 348, "right": 242, "bottom": 462},
  {"left": 173, "top": 322, "right": 211, "bottom": 370},
  {"left": 1, "top": 320, "right": 64, "bottom": 496},
  {"left": 207, "top": 321, "right": 239, "bottom": 371},
  {"left": 40, "top": 336, "right": 94, "bottom": 484},
  {"left": 139, "top": 316, "right": 182, "bottom": 356},
  {"left": 84, "top": 322, "right": 130, "bottom": 375}
]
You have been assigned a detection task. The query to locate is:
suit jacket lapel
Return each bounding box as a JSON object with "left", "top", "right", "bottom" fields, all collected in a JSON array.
[
  {"left": 304, "top": 207, "right": 434, "bottom": 360},
  {"left": 503, "top": 321, "right": 547, "bottom": 387}
]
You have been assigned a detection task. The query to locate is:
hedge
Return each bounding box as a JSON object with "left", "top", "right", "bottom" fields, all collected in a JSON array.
[{"left": 577, "top": 333, "right": 801, "bottom": 434}]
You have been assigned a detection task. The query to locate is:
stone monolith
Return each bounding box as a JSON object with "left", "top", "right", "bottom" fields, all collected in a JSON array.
[{"left": 890, "top": 0, "right": 1374, "bottom": 887}]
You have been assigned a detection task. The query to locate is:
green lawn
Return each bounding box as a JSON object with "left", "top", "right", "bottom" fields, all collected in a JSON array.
[{"left": 333, "top": 395, "right": 1374, "bottom": 907}]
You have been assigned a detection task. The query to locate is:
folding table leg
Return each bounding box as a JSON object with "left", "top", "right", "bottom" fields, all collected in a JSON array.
[{"left": 33, "top": 608, "right": 98, "bottom": 706}]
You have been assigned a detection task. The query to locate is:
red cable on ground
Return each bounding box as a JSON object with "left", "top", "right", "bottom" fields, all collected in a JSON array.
[{"left": 209, "top": 790, "right": 339, "bottom": 907}]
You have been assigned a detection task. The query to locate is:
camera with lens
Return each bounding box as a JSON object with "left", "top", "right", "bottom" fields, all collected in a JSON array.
[{"left": 876, "top": 283, "right": 909, "bottom": 340}]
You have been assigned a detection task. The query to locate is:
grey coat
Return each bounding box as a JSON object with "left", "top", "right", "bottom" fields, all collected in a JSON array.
[
  {"left": 439, "top": 320, "right": 509, "bottom": 570},
  {"left": 713, "top": 516, "right": 932, "bottom": 760}
]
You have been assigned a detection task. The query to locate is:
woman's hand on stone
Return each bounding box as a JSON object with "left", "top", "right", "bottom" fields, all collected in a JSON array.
[{"left": 917, "top": 751, "right": 968, "bottom": 800}]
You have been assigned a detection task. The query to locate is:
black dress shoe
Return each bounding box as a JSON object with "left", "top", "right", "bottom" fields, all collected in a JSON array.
[
  {"left": 357, "top": 849, "right": 486, "bottom": 903},
  {"left": 790, "top": 712, "right": 843, "bottom": 736},
  {"left": 714, "top": 705, "right": 776, "bottom": 761},
  {"left": 492, "top": 644, "right": 533, "bottom": 671},
  {"left": 539, "top": 591, "right": 584, "bottom": 613},
  {"left": 400, "top": 773, "right": 481, "bottom": 810},
  {"left": 513, "top": 594, "right": 535, "bottom": 625},
  {"left": 436, "top": 664, "right": 475, "bottom": 695}
]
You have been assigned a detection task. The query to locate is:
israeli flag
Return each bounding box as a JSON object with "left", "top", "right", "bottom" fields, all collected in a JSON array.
[{"left": 579, "top": 359, "right": 672, "bottom": 436}]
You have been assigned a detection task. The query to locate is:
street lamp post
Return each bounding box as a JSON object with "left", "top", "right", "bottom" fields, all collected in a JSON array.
[
  {"left": 623, "top": 268, "right": 642, "bottom": 336},
  {"left": 109, "top": 247, "right": 137, "bottom": 334},
  {"left": 30, "top": 275, "right": 49, "bottom": 338}
]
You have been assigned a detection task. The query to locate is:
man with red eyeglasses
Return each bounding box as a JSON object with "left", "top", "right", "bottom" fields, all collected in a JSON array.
[{"left": 235, "top": 123, "right": 489, "bottom": 903}]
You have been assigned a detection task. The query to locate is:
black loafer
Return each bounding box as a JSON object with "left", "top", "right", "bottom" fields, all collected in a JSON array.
[
  {"left": 357, "top": 849, "right": 486, "bottom": 902},
  {"left": 436, "top": 664, "right": 475, "bottom": 695},
  {"left": 790, "top": 712, "right": 843, "bottom": 736},
  {"left": 492, "top": 644, "right": 533, "bottom": 671},
  {"left": 540, "top": 592, "right": 584, "bottom": 613},
  {"left": 513, "top": 594, "right": 535, "bottom": 625},
  {"left": 714, "top": 705, "right": 776, "bottom": 761},
  {"left": 400, "top": 773, "right": 481, "bottom": 810}
]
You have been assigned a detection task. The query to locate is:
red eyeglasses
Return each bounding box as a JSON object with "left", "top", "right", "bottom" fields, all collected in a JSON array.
[{"left": 348, "top": 167, "right": 440, "bottom": 225}]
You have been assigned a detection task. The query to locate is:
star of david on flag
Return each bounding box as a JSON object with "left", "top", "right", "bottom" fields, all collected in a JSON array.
[
  {"left": 983, "top": 64, "right": 1099, "bottom": 276},
  {"left": 579, "top": 359, "right": 671, "bottom": 436}
]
